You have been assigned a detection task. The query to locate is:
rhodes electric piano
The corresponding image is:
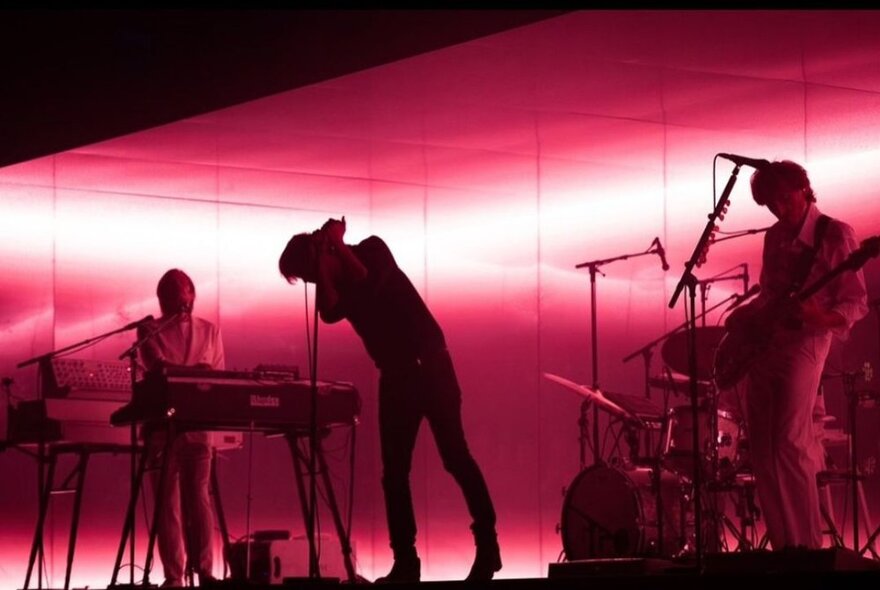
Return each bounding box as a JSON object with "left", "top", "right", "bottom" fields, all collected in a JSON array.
[
  {"left": 108, "top": 367, "right": 362, "bottom": 586},
  {"left": 110, "top": 366, "right": 360, "bottom": 432}
]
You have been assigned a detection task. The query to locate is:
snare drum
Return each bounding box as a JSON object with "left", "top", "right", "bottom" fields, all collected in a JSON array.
[
  {"left": 560, "top": 464, "right": 691, "bottom": 560},
  {"left": 663, "top": 405, "right": 743, "bottom": 479}
]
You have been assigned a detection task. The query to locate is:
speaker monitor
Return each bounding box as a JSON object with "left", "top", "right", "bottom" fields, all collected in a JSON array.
[{"left": 227, "top": 533, "right": 349, "bottom": 584}]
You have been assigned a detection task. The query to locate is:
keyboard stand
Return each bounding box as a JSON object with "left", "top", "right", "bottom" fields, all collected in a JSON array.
[
  {"left": 22, "top": 442, "right": 140, "bottom": 590},
  {"left": 285, "top": 431, "right": 357, "bottom": 582},
  {"left": 110, "top": 423, "right": 358, "bottom": 586}
]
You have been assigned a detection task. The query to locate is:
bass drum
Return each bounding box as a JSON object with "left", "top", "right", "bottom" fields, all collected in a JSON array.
[{"left": 560, "top": 464, "right": 690, "bottom": 560}]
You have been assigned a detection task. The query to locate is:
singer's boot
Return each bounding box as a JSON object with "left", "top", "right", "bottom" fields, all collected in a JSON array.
[
  {"left": 465, "top": 526, "right": 502, "bottom": 581},
  {"left": 375, "top": 547, "right": 420, "bottom": 584}
]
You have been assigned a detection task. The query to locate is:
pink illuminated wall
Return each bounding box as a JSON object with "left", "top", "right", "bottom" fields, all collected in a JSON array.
[{"left": 3, "top": 10, "right": 880, "bottom": 587}]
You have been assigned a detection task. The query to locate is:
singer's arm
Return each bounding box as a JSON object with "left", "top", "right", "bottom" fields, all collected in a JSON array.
[{"left": 314, "top": 218, "right": 368, "bottom": 324}]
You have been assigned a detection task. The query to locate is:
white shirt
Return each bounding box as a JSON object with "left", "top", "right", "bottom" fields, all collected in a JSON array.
[
  {"left": 757, "top": 203, "right": 868, "bottom": 339},
  {"left": 138, "top": 314, "right": 225, "bottom": 371}
]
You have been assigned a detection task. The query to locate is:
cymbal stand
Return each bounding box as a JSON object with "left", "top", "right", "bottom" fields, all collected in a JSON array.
[{"left": 575, "top": 239, "right": 667, "bottom": 467}]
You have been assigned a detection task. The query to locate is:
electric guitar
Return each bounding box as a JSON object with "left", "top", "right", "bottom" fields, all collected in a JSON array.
[{"left": 713, "top": 236, "right": 880, "bottom": 390}]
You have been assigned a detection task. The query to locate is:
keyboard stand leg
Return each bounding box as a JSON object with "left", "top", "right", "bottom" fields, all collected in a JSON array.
[
  {"left": 110, "top": 444, "right": 149, "bottom": 586},
  {"left": 287, "top": 435, "right": 319, "bottom": 577},
  {"left": 286, "top": 432, "right": 357, "bottom": 582},
  {"left": 210, "top": 448, "right": 233, "bottom": 578},
  {"left": 142, "top": 431, "right": 176, "bottom": 586},
  {"left": 314, "top": 443, "right": 357, "bottom": 582},
  {"left": 59, "top": 449, "right": 90, "bottom": 590},
  {"left": 24, "top": 446, "right": 57, "bottom": 590}
]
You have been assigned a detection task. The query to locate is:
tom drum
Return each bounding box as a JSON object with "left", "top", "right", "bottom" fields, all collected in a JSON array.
[{"left": 663, "top": 405, "right": 744, "bottom": 480}]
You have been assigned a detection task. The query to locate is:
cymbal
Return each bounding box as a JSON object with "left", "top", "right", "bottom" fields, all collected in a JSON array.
[
  {"left": 660, "top": 325, "right": 727, "bottom": 382},
  {"left": 542, "top": 372, "right": 634, "bottom": 422},
  {"left": 648, "top": 374, "right": 714, "bottom": 396}
]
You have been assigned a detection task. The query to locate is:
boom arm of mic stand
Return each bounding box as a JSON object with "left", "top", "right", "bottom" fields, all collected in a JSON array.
[
  {"left": 669, "top": 165, "right": 742, "bottom": 309},
  {"left": 17, "top": 318, "right": 149, "bottom": 369},
  {"left": 574, "top": 243, "right": 664, "bottom": 270},
  {"left": 117, "top": 313, "right": 180, "bottom": 361}
]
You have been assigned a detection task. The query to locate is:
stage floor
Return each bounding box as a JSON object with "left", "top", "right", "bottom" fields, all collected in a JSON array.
[{"left": 73, "top": 548, "right": 879, "bottom": 590}]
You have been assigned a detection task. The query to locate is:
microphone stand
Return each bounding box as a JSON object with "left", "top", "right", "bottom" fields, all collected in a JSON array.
[
  {"left": 285, "top": 285, "right": 321, "bottom": 581},
  {"left": 575, "top": 239, "right": 666, "bottom": 468},
  {"left": 668, "top": 163, "right": 743, "bottom": 570},
  {"left": 17, "top": 315, "right": 154, "bottom": 371},
  {"left": 113, "top": 313, "right": 181, "bottom": 588},
  {"left": 16, "top": 315, "right": 154, "bottom": 590},
  {"left": 307, "top": 292, "right": 320, "bottom": 579}
]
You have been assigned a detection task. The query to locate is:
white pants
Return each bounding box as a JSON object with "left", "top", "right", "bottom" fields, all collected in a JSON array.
[
  {"left": 746, "top": 329, "right": 831, "bottom": 550},
  {"left": 148, "top": 432, "right": 215, "bottom": 584}
]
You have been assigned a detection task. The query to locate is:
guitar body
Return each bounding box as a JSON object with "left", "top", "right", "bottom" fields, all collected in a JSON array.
[
  {"left": 712, "top": 299, "right": 796, "bottom": 390},
  {"left": 713, "top": 326, "right": 770, "bottom": 390},
  {"left": 713, "top": 233, "right": 879, "bottom": 390}
]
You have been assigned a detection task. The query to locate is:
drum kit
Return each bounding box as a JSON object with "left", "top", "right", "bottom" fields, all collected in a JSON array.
[{"left": 548, "top": 325, "right": 758, "bottom": 562}]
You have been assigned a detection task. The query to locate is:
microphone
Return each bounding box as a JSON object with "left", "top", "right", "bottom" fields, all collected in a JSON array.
[
  {"left": 718, "top": 153, "right": 770, "bottom": 169},
  {"left": 122, "top": 314, "right": 155, "bottom": 330},
  {"left": 725, "top": 284, "right": 761, "bottom": 312},
  {"left": 742, "top": 263, "right": 749, "bottom": 292},
  {"left": 653, "top": 237, "right": 670, "bottom": 271}
]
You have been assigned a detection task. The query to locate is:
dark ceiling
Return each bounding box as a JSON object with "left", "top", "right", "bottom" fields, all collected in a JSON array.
[{"left": 0, "top": 9, "right": 569, "bottom": 169}]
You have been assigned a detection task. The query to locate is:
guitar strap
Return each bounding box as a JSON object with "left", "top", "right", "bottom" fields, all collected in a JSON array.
[{"left": 789, "top": 213, "right": 831, "bottom": 295}]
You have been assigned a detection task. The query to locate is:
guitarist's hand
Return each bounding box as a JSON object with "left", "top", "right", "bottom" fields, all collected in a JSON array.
[{"left": 797, "top": 298, "right": 846, "bottom": 331}]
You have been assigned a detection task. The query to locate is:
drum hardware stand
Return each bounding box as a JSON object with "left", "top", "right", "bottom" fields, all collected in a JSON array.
[
  {"left": 702, "top": 470, "right": 762, "bottom": 553},
  {"left": 816, "top": 470, "right": 848, "bottom": 549},
  {"left": 576, "top": 238, "right": 668, "bottom": 467},
  {"left": 701, "top": 387, "right": 726, "bottom": 554},
  {"left": 842, "top": 381, "right": 880, "bottom": 559},
  {"left": 855, "top": 299, "right": 880, "bottom": 559},
  {"left": 811, "top": 369, "right": 880, "bottom": 560},
  {"left": 730, "top": 473, "right": 762, "bottom": 551}
]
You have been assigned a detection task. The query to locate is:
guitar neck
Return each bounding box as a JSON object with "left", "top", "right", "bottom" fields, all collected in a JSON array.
[{"left": 796, "top": 235, "right": 879, "bottom": 302}]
